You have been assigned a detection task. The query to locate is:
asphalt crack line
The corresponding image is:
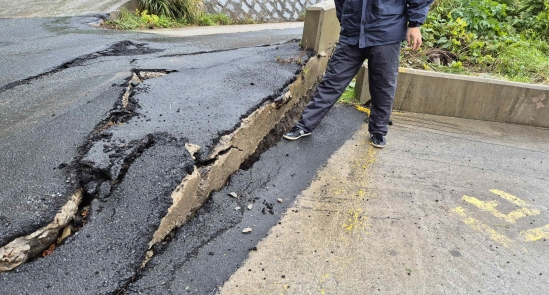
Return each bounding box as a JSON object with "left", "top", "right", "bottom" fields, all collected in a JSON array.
[
  {"left": 0, "top": 41, "right": 164, "bottom": 94},
  {"left": 158, "top": 39, "right": 300, "bottom": 58}
]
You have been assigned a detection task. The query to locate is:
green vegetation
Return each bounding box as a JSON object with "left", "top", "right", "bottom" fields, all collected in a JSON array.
[
  {"left": 404, "top": 0, "right": 549, "bottom": 84},
  {"left": 197, "top": 13, "right": 232, "bottom": 26},
  {"left": 342, "top": 0, "right": 549, "bottom": 104},
  {"left": 105, "top": 9, "right": 184, "bottom": 29},
  {"left": 104, "top": 0, "right": 259, "bottom": 30},
  {"left": 140, "top": 0, "right": 203, "bottom": 23},
  {"left": 338, "top": 80, "right": 359, "bottom": 104},
  {"left": 105, "top": 9, "right": 247, "bottom": 29}
]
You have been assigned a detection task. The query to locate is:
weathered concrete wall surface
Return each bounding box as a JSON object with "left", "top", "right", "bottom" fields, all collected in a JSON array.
[
  {"left": 357, "top": 65, "right": 549, "bottom": 128},
  {"left": 204, "top": 0, "right": 321, "bottom": 21},
  {"left": 301, "top": 0, "right": 340, "bottom": 53}
]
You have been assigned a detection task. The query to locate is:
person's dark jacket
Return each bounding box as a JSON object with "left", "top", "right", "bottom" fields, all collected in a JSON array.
[{"left": 334, "top": 0, "right": 433, "bottom": 48}]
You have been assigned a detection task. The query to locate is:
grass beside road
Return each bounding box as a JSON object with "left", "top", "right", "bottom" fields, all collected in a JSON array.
[
  {"left": 401, "top": 0, "right": 549, "bottom": 85},
  {"left": 104, "top": 9, "right": 257, "bottom": 30}
]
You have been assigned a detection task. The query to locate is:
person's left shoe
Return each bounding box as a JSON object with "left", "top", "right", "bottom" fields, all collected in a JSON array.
[
  {"left": 370, "top": 133, "right": 386, "bottom": 148},
  {"left": 283, "top": 126, "right": 311, "bottom": 140}
]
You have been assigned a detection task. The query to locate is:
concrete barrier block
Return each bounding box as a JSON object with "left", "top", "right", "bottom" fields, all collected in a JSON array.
[
  {"left": 109, "top": 0, "right": 140, "bottom": 20},
  {"left": 355, "top": 64, "right": 368, "bottom": 103},
  {"left": 357, "top": 64, "right": 549, "bottom": 128},
  {"left": 301, "top": 0, "right": 340, "bottom": 53}
]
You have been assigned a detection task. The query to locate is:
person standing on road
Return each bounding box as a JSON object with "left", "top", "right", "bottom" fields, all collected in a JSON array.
[{"left": 283, "top": 0, "right": 433, "bottom": 148}]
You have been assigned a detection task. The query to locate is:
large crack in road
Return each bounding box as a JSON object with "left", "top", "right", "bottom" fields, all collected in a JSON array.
[
  {"left": 0, "top": 41, "right": 163, "bottom": 95},
  {"left": 0, "top": 38, "right": 342, "bottom": 294}
]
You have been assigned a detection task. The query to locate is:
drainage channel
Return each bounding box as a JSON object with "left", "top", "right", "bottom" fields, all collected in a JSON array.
[{"left": 0, "top": 42, "right": 336, "bottom": 294}]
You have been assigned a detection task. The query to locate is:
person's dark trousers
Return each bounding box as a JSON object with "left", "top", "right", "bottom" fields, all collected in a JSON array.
[{"left": 295, "top": 41, "right": 401, "bottom": 136}]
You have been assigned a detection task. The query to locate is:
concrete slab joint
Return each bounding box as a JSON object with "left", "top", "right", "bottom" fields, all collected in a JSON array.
[{"left": 356, "top": 64, "right": 549, "bottom": 128}]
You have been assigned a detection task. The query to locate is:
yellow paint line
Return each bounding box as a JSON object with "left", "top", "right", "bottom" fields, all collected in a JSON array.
[
  {"left": 490, "top": 189, "right": 530, "bottom": 207},
  {"left": 521, "top": 224, "right": 549, "bottom": 242},
  {"left": 463, "top": 193, "right": 540, "bottom": 223},
  {"left": 355, "top": 105, "right": 370, "bottom": 116},
  {"left": 450, "top": 206, "right": 513, "bottom": 248}
]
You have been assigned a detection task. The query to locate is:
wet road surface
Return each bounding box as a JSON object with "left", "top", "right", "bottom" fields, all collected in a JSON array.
[{"left": 220, "top": 112, "right": 549, "bottom": 295}]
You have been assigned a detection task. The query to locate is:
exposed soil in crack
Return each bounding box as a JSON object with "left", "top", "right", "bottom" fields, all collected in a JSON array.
[
  {"left": 241, "top": 86, "right": 317, "bottom": 170},
  {"left": 0, "top": 41, "right": 164, "bottom": 94},
  {"left": 77, "top": 69, "right": 174, "bottom": 198}
]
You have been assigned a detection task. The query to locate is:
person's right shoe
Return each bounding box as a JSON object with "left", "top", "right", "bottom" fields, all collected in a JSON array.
[
  {"left": 370, "top": 133, "right": 386, "bottom": 148},
  {"left": 283, "top": 126, "right": 311, "bottom": 140}
]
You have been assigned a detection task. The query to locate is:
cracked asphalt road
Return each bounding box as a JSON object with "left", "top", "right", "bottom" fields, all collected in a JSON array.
[
  {"left": 0, "top": 14, "right": 313, "bottom": 293},
  {"left": 0, "top": 15, "right": 302, "bottom": 247}
]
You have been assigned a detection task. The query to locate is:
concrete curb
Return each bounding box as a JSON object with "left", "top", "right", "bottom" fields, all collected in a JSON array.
[
  {"left": 357, "top": 65, "right": 549, "bottom": 128},
  {"left": 135, "top": 22, "right": 304, "bottom": 37}
]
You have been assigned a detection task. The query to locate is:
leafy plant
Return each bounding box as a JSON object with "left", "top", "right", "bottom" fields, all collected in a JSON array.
[
  {"left": 104, "top": 9, "right": 183, "bottom": 29},
  {"left": 404, "top": 0, "right": 549, "bottom": 84},
  {"left": 338, "top": 80, "right": 358, "bottom": 104},
  {"left": 514, "top": 0, "right": 549, "bottom": 38},
  {"left": 197, "top": 13, "right": 232, "bottom": 26},
  {"left": 139, "top": 0, "right": 203, "bottom": 23}
]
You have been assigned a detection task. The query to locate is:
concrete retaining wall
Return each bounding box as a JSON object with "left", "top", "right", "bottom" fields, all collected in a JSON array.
[
  {"left": 357, "top": 65, "right": 549, "bottom": 128},
  {"left": 204, "top": 0, "right": 321, "bottom": 21}
]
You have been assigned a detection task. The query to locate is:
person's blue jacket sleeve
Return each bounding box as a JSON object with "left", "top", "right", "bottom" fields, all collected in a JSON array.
[
  {"left": 335, "top": 0, "right": 345, "bottom": 24},
  {"left": 406, "top": 0, "right": 433, "bottom": 27}
]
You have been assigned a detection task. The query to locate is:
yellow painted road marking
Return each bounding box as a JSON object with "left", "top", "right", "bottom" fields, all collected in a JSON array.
[
  {"left": 463, "top": 195, "right": 540, "bottom": 223},
  {"left": 355, "top": 105, "right": 370, "bottom": 116},
  {"left": 450, "top": 206, "right": 513, "bottom": 248},
  {"left": 521, "top": 224, "right": 549, "bottom": 242},
  {"left": 490, "top": 189, "right": 531, "bottom": 207},
  {"left": 453, "top": 189, "right": 546, "bottom": 246}
]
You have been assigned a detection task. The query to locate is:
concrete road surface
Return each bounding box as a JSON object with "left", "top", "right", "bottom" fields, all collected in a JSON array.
[{"left": 220, "top": 112, "right": 549, "bottom": 295}]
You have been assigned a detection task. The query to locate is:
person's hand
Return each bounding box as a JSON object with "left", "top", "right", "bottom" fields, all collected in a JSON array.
[{"left": 406, "top": 27, "right": 422, "bottom": 50}]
